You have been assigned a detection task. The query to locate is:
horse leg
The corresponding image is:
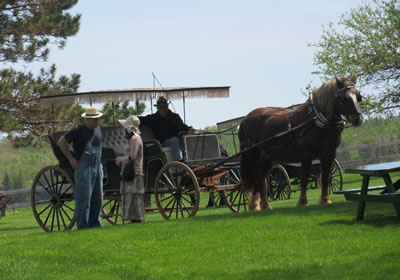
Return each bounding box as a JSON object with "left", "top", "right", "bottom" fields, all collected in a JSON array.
[
  {"left": 259, "top": 179, "right": 272, "bottom": 210},
  {"left": 319, "top": 158, "right": 334, "bottom": 205},
  {"left": 248, "top": 176, "right": 271, "bottom": 211},
  {"left": 297, "top": 160, "right": 311, "bottom": 207},
  {"left": 240, "top": 150, "right": 258, "bottom": 211},
  {"left": 248, "top": 161, "right": 269, "bottom": 211},
  {"left": 260, "top": 163, "right": 272, "bottom": 210},
  {"left": 248, "top": 191, "right": 261, "bottom": 211}
]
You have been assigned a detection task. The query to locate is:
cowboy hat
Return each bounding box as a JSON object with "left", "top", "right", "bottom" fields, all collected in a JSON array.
[
  {"left": 81, "top": 106, "right": 103, "bottom": 118},
  {"left": 118, "top": 115, "right": 141, "bottom": 135},
  {"left": 154, "top": 96, "right": 169, "bottom": 107}
]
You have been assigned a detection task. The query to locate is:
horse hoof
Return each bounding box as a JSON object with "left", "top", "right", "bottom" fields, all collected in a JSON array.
[
  {"left": 249, "top": 204, "right": 261, "bottom": 211},
  {"left": 296, "top": 201, "right": 310, "bottom": 207},
  {"left": 248, "top": 193, "right": 261, "bottom": 211},
  {"left": 261, "top": 203, "right": 272, "bottom": 210},
  {"left": 319, "top": 199, "right": 332, "bottom": 205}
]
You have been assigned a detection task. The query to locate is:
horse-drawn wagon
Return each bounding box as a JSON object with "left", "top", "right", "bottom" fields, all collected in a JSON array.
[
  {"left": 31, "top": 86, "right": 246, "bottom": 231},
  {"left": 31, "top": 76, "right": 362, "bottom": 232}
]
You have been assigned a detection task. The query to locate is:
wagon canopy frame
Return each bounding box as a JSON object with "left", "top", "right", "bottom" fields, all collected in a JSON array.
[
  {"left": 40, "top": 85, "right": 230, "bottom": 125},
  {"left": 40, "top": 86, "right": 230, "bottom": 107}
]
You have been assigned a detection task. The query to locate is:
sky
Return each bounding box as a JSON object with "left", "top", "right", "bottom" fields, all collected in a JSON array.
[{"left": 21, "top": 0, "right": 366, "bottom": 129}]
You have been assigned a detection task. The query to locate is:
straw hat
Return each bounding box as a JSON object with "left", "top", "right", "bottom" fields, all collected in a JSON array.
[
  {"left": 118, "top": 115, "right": 141, "bottom": 135},
  {"left": 81, "top": 106, "right": 103, "bottom": 118}
]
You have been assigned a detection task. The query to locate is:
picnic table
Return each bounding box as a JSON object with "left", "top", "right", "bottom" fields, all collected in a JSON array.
[{"left": 334, "top": 161, "right": 400, "bottom": 220}]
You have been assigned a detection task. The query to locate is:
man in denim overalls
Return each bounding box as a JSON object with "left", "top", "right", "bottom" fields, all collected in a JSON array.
[{"left": 58, "top": 106, "right": 104, "bottom": 229}]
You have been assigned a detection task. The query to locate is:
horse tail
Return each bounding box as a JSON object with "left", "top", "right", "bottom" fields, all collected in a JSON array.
[{"left": 238, "top": 120, "right": 257, "bottom": 192}]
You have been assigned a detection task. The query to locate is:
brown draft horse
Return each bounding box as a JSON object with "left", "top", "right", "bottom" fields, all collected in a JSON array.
[{"left": 238, "top": 77, "right": 363, "bottom": 210}]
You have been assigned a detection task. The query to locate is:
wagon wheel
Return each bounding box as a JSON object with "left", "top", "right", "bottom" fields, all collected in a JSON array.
[
  {"left": 207, "top": 191, "right": 226, "bottom": 208},
  {"left": 102, "top": 194, "right": 126, "bottom": 225},
  {"left": 31, "top": 165, "right": 75, "bottom": 232},
  {"left": 221, "top": 168, "right": 250, "bottom": 213},
  {"left": 267, "top": 164, "right": 291, "bottom": 200},
  {"left": 328, "top": 159, "right": 343, "bottom": 193},
  {"left": 308, "top": 175, "right": 320, "bottom": 190},
  {"left": 154, "top": 161, "right": 200, "bottom": 220}
]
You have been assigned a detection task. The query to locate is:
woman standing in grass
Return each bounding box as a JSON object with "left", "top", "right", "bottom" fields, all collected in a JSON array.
[{"left": 115, "top": 115, "right": 145, "bottom": 223}]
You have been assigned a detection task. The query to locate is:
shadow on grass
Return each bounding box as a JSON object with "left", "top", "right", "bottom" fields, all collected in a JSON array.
[
  {"left": 194, "top": 201, "right": 347, "bottom": 218},
  {"left": 200, "top": 267, "right": 310, "bottom": 280},
  {"left": 321, "top": 215, "right": 400, "bottom": 227},
  {"left": 241, "top": 265, "right": 323, "bottom": 280},
  {"left": 192, "top": 200, "right": 400, "bottom": 227},
  {"left": 202, "top": 260, "right": 356, "bottom": 280}
]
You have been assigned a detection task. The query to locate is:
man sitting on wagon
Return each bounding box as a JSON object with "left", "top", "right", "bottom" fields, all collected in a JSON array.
[{"left": 139, "top": 96, "right": 194, "bottom": 161}]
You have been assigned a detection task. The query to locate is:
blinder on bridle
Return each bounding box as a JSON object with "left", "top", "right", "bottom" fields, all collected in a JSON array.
[{"left": 336, "top": 85, "right": 363, "bottom": 102}]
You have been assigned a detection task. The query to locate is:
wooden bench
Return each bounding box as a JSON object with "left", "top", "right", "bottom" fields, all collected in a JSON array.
[
  {"left": 333, "top": 185, "right": 386, "bottom": 195},
  {"left": 343, "top": 192, "right": 400, "bottom": 203}
]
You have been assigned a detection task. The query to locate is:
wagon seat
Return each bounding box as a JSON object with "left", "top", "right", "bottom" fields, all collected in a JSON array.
[{"left": 183, "top": 133, "right": 226, "bottom": 166}]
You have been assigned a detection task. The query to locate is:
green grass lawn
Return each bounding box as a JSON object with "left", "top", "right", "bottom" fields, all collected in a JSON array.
[{"left": 1, "top": 174, "right": 400, "bottom": 280}]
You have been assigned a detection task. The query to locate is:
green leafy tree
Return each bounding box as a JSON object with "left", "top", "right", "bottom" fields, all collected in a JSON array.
[
  {"left": 310, "top": 0, "right": 400, "bottom": 116},
  {"left": 102, "top": 101, "right": 146, "bottom": 127},
  {"left": 0, "top": 0, "right": 81, "bottom": 145}
]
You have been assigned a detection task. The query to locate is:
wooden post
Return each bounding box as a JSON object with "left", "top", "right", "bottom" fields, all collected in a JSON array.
[{"left": 183, "top": 91, "right": 186, "bottom": 123}]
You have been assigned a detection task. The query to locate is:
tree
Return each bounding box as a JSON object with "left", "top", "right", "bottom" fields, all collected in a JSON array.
[
  {"left": 102, "top": 101, "right": 146, "bottom": 127},
  {"left": 0, "top": 0, "right": 81, "bottom": 145},
  {"left": 12, "top": 170, "right": 23, "bottom": 190},
  {"left": 2, "top": 172, "right": 10, "bottom": 191},
  {"left": 0, "top": 0, "right": 80, "bottom": 63},
  {"left": 310, "top": 0, "right": 400, "bottom": 116},
  {"left": 0, "top": 65, "right": 83, "bottom": 146}
]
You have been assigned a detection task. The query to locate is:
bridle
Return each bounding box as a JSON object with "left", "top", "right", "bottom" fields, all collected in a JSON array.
[
  {"left": 336, "top": 85, "right": 362, "bottom": 102},
  {"left": 309, "top": 84, "right": 362, "bottom": 129},
  {"left": 335, "top": 85, "right": 363, "bottom": 124}
]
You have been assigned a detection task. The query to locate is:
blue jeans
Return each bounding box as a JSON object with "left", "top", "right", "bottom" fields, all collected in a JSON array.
[
  {"left": 74, "top": 141, "right": 103, "bottom": 229},
  {"left": 162, "top": 136, "right": 183, "bottom": 161}
]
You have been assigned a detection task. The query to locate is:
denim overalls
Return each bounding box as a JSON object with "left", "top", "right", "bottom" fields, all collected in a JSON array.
[{"left": 74, "top": 127, "right": 103, "bottom": 229}]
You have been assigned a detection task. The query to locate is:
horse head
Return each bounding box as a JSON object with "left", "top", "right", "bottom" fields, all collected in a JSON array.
[{"left": 334, "top": 76, "right": 363, "bottom": 127}]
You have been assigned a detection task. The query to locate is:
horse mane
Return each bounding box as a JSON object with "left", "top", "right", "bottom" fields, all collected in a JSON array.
[{"left": 312, "top": 79, "right": 338, "bottom": 120}]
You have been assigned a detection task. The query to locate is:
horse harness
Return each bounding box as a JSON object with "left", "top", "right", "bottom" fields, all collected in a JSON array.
[
  {"left": 307, "top": 93, "right": 345, "bottom": 130},
  {"left": 241, "top": 90, "right": 348, "bottom": 151}
]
